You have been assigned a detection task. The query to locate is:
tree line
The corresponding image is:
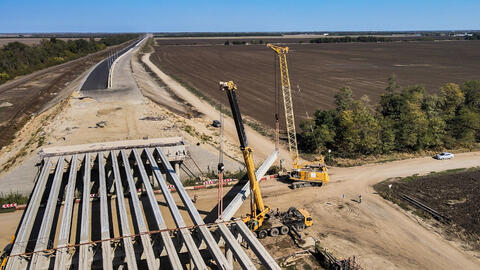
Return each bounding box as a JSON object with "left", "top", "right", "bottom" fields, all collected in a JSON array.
[
  {"left": 309, "top": 36, "right": 392, "bottom": 44},
  {"left": 0, "top": 34, "right": 139, "bottom": 84},
  {"left": 298, "top": 76, "right": 480, "bottom": 158},
  {"left": 465, "top": 33, "right": 480, "bottom": 40}
]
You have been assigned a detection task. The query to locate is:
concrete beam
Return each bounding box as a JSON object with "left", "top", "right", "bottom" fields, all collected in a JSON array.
[
  {"left": 111, "top": 150, "right": 138, "bottom": 270},
  {"left": 120, "top": 150, "right": 157, "bottom": 270},
  {"left": 234, "top": 220, "right": 281, "bottom": 270},
  {"left": 40, "top": 137, "right": 185, "bottom": 158},
  {"left": 6, "top": 158, "right": 52, "bottom": 270},
  {"left": 133, "top": 149, "right": 183, "bottom": 269},
  {"left": 30, "top": 156, "right": 65, "bottom": 268},
  {"left": 221, "top": 150, "right": 278, "bottom": 221},
  {"left": 98, "top": 152, "right": 113, "bottom": 269},
  {"left": 145, "top": 148, "right": 207, "bottom": 269},
  {"left": 54, "top": 155, "right": 79, "bottom": 270},
  {"left": 79, "top": 153, "right": 93, "bottom": 270},
  {"left": 156, "top": 147, "right": 232, "bottom": 270},
  {"left": 217, "top": 223, "right": 256, "bottom": 269}
]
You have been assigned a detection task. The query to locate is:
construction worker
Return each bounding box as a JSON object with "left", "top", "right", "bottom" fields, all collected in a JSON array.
[{"left": 358, "top": 195, "right": 362, "bottom": 203}]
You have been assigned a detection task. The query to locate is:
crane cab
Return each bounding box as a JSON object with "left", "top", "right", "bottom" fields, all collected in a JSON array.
[
  {"left": 297, "top": 208, "right": 313, "bottom": 227},
  {"left": 289, "top": 163, "right": 329, "bottom": 188}
]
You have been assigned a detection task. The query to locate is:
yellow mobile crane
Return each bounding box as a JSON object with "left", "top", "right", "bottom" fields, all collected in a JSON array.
[
  {"left": 267, "top": 44, "right": 329, "bottom": 189},
  {"left": 220, "top": 81, "right": 312, "bottom": 239}
]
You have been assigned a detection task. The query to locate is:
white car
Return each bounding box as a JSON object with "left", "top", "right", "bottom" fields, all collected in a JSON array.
[{"left": 434, "top": 152, "right": 454, "bottom": 160}]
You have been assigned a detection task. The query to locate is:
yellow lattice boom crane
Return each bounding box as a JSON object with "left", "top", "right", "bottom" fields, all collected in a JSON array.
[{"left": 267, "top": 44, "right": 329, "bottom": 189}]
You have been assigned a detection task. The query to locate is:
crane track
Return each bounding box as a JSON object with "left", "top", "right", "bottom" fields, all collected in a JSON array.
[{"left": 401, "top": 194, "right": 450, "bottom": 223}]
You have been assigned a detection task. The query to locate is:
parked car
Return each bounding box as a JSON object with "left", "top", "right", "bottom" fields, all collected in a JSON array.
[
  {"left": 434, "top": 152, "right": 454, "bottom": 160},
  {"left": 212, "top": 120, "right": 221, "bottom": 128}
]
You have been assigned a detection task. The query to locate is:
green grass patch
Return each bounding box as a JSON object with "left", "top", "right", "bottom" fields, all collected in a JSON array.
[{"left": 0, "top": 192, "right": 29, "bottom": 205}]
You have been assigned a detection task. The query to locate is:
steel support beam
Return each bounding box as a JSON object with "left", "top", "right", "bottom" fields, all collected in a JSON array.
[
  {"left": 221, "top": 150, "right": 278, "bottom": 221},
  {"left": 145, "top": 148, "right": 207, "bottom": 269},
  {"left": 234, "top": 220, "right": 281, "bottom": 270},
  {"left": 133, "top": 149, "right": 183, "bottom": 269},
  {"left": 79, "top": 153, "right": 93, "bottom": 270},
  {"left": 120, "top": 150, "right": 157, "bottom": 270},
  {"left": 98, "top": 152, "right": 113, "bottom": 269},
  {"left": 156, "top": 147, "right": 232, "bottom": 270},
  {"left": 6, "top": 157, "right": 52, "bottom": 270},
  {"left": 30, "top": 157, "right": 65, "bottom": 268},
  {"left": 111, "top": 150, "right": 138, "bottom": 270},
  {"left": 54, "top": 155, "right": 79, "bottom": 270}
]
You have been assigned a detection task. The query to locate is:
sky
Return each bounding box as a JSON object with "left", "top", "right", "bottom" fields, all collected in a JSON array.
[{"left": 1, "top": 0, "right": 479, "bottom": 33}]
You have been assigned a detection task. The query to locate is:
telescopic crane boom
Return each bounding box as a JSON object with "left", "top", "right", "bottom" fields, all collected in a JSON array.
[
  {"left": 220, "top": 81, "right": 313, "bottom": 238},
  {"left": 219, "top": 81, "right": 268, "bottom": 231}
]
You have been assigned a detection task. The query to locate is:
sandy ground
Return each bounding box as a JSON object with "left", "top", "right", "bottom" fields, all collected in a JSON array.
[{"left": 257, "top": 152, "right": 480, "bottom": 269}]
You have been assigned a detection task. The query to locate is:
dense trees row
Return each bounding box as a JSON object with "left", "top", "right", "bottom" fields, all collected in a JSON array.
[
  {"left": 0, "top": 34, "right": 139, "bottom": 84},
  {"left": 309, "top": 36, "right": 392, "bottom": 43},
  {"left": 465, "top": 33, "right": 480, "bottom": 40},
  {"left": 298, "top": 77, "right": 480, "bottom": 158}
]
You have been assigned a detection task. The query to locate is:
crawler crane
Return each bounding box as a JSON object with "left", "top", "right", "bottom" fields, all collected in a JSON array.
[
  {"left": 219, "top": 81, "right": 312, "bottom": 239},
  {"left": 267, "top": 44, "right": 329, "bottom": 189}
]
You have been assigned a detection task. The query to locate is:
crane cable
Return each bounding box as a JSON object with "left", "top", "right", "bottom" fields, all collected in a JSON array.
[
  {"left": 296, "top": 84, "right": 320, "bottom": 153},
  {"left": 217, "top": 102, "right": 225, "bottom": 218},
  {"left": 287, "top": 49, "right": 321, "bottom": 154},
  {"left": 285, "top": 49, "right": 321, "bottom": 154},
  {"left": 274, "top": 52, "right": 280, "bottom": 150}
]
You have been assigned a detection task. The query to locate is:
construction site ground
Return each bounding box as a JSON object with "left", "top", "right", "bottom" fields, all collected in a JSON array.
[{"left": 0, "top": 37, "right": 479, "bottom": 269}]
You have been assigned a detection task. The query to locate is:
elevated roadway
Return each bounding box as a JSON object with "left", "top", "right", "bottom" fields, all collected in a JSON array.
[{"left": 80, "top": 36, "right": 145, "bottom": 91}]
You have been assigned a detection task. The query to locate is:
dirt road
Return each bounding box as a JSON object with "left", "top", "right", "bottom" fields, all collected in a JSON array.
[{"left": 261, "top": 152, "right": 480, "bottom": 269}]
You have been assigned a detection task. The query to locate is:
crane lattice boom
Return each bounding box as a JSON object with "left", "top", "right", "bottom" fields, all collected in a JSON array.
[{"left": 267, "top": 44, "right": 299, "bottom": 166}]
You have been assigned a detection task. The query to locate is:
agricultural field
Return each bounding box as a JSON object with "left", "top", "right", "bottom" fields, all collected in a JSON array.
[
  {"left": 151, "top": 39, "right": 480, "bottom": 128},
  {"left": 375, "top": 168, "right": 480, "bottom": 249},
  {"left": 0, "top": 37, "right": 101, "bottom": 47}
]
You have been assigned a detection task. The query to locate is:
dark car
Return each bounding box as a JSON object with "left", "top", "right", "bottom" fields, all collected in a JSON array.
[{"left": 212, "top": 120, "right": 221, "bottom": 128}]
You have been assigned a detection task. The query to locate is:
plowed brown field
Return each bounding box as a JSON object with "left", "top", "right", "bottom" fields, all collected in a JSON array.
[
  {"left": 151, "top": 40, "right": 480, "bottom": 129},
  {"left": 376, "top": 168, "right": 480, "bottom": 237}
]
